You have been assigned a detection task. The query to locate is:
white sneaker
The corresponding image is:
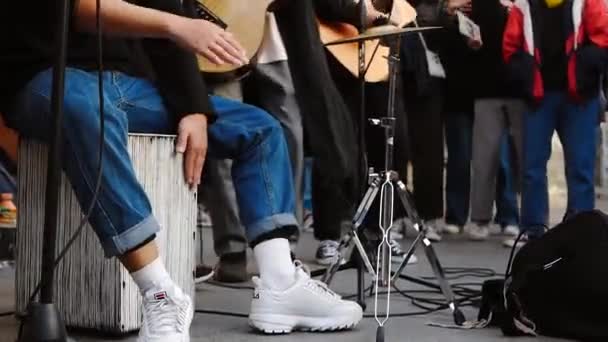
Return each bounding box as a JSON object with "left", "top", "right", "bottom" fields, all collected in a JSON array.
[
  {"left": 442, "top": 223, "right": 461, "bottom": 235},
  {"left": 488, "top": 224, "right": 502, "bottom": 235},
  {"left": 503, "top": 225, "right": 520, "bottom": 237},
  {"left": 138, "top": 283, "right": 193, "bottom": 342},
  {"left": 503, "top": 235, "right": 528, "bottom": 248},
  {"left": 315, "top": 240, "right": 342, "bottom": 266},
  {"left": 389, "top": 239, "right": 418, "bottom": 265},
  {"left": 249, "top": 262, "right": 363, "bottom": 334},
  {"left": 467, "top": 224, "right": 490, "bottom": 241},
  {"left": 424, "top": 225, "right": 442, "bottom": 242}
]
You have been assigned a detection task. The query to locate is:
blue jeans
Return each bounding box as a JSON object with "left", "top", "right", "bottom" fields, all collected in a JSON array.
[
  {"left": 494, "top": 132, "right": 519, "bottom": 227},
  {"left": 5, "top": 68, "right": 297, "bottom": 257},
  {"left": 445, "top": 112, "right": 473, "bottom": 226},
  {"left": 521, "top": 91, "right": 598, "bottom": 237}
]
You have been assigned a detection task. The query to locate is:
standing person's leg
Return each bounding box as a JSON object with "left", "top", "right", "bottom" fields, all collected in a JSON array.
[
  {"left": 243, "top": 61, "right": 304, "bottom": 225},
  {"left": 199, "top": 81, "right": 248, "bottom": 283},
  {"left": 204, "top": 95, "right": 363, "bottom": 333},
  {"left": 558, "top": 96, "right": 599, "bottom": 219},
  {"left": 444, "top": 111, "right": 474, "bottom": 232},
  {"left": 469, "top": 99, "right": 506, "bottom": 240},
  {"left": 8, "top": 68, "right": 193, "bottom": 340},
  {"left": 311, "top": 164, "right": 351, "bottom": 265},
  {"left": 512, "top": 93, "right": 561, "bottom": 247},
  {"left": 494, "top": 132, "right": 520, "bottom": 232},
  {"left": 406, "top": 88, "right": 445, "bottom": 242},
  {"left": 496, "top": 98, "right": 527, "bottom": 239}
]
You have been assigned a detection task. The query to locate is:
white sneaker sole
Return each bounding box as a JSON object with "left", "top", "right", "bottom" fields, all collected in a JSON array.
[{"left": 249, "top": 313, "right": 362, "bottom": 334}]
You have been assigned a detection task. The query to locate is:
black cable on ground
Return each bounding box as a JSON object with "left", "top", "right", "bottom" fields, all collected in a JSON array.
[{"left": 194, "top": 266, "right": 494, "bottom": 320}]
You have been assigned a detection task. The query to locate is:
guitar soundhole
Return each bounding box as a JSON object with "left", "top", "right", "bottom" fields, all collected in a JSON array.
[{"left": 194, "top": 2, "right": 228, "bottom": 29}]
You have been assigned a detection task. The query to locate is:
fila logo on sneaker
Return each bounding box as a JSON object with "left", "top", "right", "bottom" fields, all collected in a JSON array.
[{"left": 153, "top": 291, "right": 168, "bottom": 301}]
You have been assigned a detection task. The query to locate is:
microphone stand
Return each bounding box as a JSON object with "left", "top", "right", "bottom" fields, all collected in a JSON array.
[
  {"left": 19, "top": 0, "right": 71, "bottom": 341},
  {"left": 354, "top": 0, "right": 368, "bottom": 312}
]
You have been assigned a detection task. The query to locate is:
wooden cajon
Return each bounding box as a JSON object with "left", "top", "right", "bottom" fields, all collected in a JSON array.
[{"left": 15, "top": 134, "right": 196, "bottom": 334}]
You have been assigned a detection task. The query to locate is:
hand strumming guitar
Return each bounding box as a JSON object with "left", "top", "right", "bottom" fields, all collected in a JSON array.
[
  {"left": 365, "top": 0, "right": 389, "bottom": 26},
  {"left": 168, "top": 17, "right": 249, "bottom": 66}
]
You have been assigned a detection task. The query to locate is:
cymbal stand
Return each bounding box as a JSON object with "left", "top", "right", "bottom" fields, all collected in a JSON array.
[{"left": 319, "top": 36, "right": 465, "bottom": 342}]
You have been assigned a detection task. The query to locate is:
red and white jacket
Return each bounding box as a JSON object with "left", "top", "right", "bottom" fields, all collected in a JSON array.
[{"left": 502, "top": 0, "right": 608, "bottom": 102}]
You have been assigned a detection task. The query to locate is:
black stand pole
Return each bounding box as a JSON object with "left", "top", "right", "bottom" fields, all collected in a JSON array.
[
  {"left": 19, "top": 1, "right": 71, "bottom": 341},
  {"left": 355, "top": 0, "right": 368, "bottom": 311}
]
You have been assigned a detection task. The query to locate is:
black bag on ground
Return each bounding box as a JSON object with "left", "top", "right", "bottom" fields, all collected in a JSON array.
[{"left": 502, "top": 210, "right": 608, "bottom": 340}]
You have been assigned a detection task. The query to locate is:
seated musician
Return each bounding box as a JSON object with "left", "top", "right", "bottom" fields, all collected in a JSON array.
[{"left": 0, "top": 0, "right": 362, "bottom": 339}]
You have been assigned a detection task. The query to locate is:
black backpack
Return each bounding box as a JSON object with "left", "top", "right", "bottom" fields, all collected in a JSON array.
[{"left": 501, "top": 210, "right": 608, "bottom": 340}]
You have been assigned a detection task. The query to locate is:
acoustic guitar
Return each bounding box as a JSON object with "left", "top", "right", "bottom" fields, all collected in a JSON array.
[
  {"left": 318, "top": 0, "right": 417, "bottom": 83},
  {"left": 194, "top": 0, "right": 275, "bottom": 81}
]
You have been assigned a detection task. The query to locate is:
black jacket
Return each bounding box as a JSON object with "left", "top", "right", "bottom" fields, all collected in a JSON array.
[
  {"left": 275, "top": 0, "right": 358, "bottom": 182},
  {"left": 0, "top": 0, "right": 213, "bottom": 123},
  {"left": 471, "top": 0, "right": 518, "bottom": 99}
]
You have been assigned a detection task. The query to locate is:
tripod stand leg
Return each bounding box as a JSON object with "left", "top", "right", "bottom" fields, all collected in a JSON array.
[
  {"left": 322, "top": 182, "right": 380, "bottom": 284},
  {"left": 393, "top": 180, "right": 466, "bottom": 325}
]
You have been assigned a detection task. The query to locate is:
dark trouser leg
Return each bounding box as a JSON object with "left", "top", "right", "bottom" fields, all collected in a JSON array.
[
  {"left": 558, "top": 95, "right": 599, "bottom": 220},
  {"left": 405, "top": 87, "right": 444, "bottom": 221},
  {"left": 444, "top": 112, "right": 473, "bottom": 227}
]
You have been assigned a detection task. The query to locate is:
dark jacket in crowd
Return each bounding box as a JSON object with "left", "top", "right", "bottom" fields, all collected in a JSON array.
[
  {"left": 275, "top": 0, "right": 358, "bottom": 182},
  {"left": 471, "top": 0, "right": 517, "bottom": 99},
  {"left": 503, "top": 0, "right": 608, "bottom": 103},
  {"left": 440, "top": 13, "right": 478, "bottom": 114}
]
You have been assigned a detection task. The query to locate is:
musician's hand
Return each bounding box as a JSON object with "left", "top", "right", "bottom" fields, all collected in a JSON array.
[
  {"left": 365, "top": 0, "right": 388, "bottom": 26},
  {"left": 176, "top": 114, "right": 209, "bottom": 189},
  {"left": 446, "top": 0, "right": 472, "bottom": 15},
  {"left": 467, "top": 37, "right": 482, "bottom": 50},
  {"left": 499, "top": 0, "right": 514, "bottom": 10},
  {"left": 169, "top": 18, "right": 248, "bottom": 66}
]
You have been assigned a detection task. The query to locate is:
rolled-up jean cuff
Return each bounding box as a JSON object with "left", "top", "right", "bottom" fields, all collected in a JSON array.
[
  {"left": 101, "top": 215, "right": 161, "bottom": 258},
  {"left": 245, "top": 213, "right": 298, "bottom": 242}
]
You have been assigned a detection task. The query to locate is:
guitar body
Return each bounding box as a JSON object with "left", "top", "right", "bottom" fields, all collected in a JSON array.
[
  {"left": 318, "top": 0, "right": 417, "bottom": 83},
  {"left": 194, "top": 0, "right": 274, "bottom": 81}
]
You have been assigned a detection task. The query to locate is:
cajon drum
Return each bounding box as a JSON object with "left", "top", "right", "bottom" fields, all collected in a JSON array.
[{"left": 15, "top": 134, "right": 196, "bottom": 334}]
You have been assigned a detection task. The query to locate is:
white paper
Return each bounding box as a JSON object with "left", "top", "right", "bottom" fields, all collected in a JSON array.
[{"left": 456, "top": 11, "right": 481, "bottom": 40}]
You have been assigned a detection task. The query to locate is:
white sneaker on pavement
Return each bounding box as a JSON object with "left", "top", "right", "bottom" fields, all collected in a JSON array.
[
  {"left": 503, "top": 234, "right": 529, "bottom": 248},
  {"left": 503, "top": 225, "right": 520, "bottom": 237},
  {"left": 467, "top": 223, "right": 490, "bottom": 241},
  {"left": 138, "top": 282, "right": 193, "bottom": 342},
  {"left": 249, "top": 261, "right": 363, "bottom": 334},
  {"left": 488, "top": 224, "right": 502, "bottom": 235},
  {"left": 388, "top": 239, "right": 418, "bottom": 265},
  {"left": 442, "top": 223, "right": 461, "bottom": 235},
  {"left": 424, "top": 224, "right": 442, "bottom": 242},
  {"left": 315, "top": 240, "right": 343, "bottom": 266}
]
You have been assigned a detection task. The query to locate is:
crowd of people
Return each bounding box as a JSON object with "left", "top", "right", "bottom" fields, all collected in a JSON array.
[
  {"left": 0, "top": 0, "right": 607, "bottom": 340},
  {"left": 195, "top": 0, "right": 608, "bottom": 282}
]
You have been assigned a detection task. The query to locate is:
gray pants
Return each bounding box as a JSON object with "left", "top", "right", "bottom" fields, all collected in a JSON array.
[
  {"left": 200, "top": 61, "right": 304, "bottom": 257},
  {"left": 470, "top": 98, "right": 526, "bottom": 223}
]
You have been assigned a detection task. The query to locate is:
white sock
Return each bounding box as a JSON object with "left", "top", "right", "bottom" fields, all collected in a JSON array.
[
  {"left": 253, "top": 238, "right": 296, "bottom": 290},
  {"left": 131, "top": 257, "right": 173, "bottom": 294}
]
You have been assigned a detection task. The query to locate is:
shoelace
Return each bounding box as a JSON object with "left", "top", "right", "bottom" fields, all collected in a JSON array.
[
  {"left": 143, "top": 297, "right": 187, "bottom": 335},
  {"left": 319, "top": 241, "right": 339, "bottom": 256},
  {"left": 389, "top": 239, "right": 405, "bottom": 256},
  {"left": 295, "top": 261, "right": 341, "bottom": 300}
]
